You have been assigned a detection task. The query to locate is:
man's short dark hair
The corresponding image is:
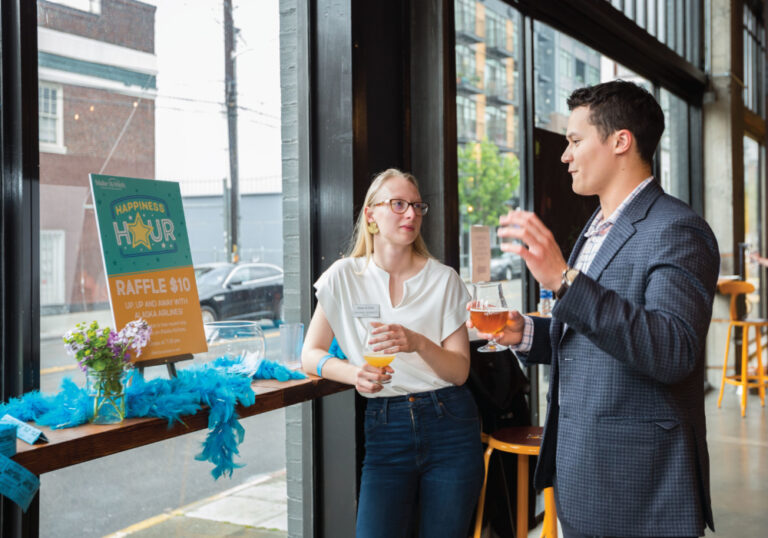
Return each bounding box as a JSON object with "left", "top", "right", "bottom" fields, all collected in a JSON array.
[{"left": 567, "top": 80, "right": 664, "bottom": 166}]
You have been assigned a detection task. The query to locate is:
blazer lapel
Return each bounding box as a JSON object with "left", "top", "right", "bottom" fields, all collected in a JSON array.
[
  {"left": 558, "top": 180, "right": 664, "bottom": 342},
  {"left": 567, "top": 209, "right": 598, "bottom": 267},
  {"left": 585, "top": 180, "right": 663, "bottom": 281},
  {"left": 553, "top": 211, "right": 596, "bottom": 343}
]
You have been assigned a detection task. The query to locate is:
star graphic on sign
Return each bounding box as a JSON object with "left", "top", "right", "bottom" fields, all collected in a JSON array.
[{"left": 127, "top": 213, "right": 153, "bottom": 250}]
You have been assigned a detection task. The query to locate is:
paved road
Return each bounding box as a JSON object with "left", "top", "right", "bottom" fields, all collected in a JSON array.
[{"left": 38, "top": 323, "right": 289, "bottom": 538}]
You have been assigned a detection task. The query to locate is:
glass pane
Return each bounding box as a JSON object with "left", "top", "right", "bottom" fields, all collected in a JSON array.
[
  {"left": 745, "top": 135, "right": 763, "bottom": 316},
  {"left": 534, "top": 20, "right": 652, "bottom": 136},
  {"left": 455, "top": 0, "right": 476, "bottom": 36},
  {"left": 38, "top": 1, "right": 296, "bottom": 535},
  {"left": 455, "top": 1, "right": 524, "bottom": 315},
  {"left": 636, "top": 0, "right": 646, "bottom": 29},
  {"left": 657, "top": 0, "right": 665, "bottom": 44},
  {"left": 647, "top": 0, "right": 656, "bottom": 36},
  {"left": 659, "top": 89, "right": 690, "bottom": 202},
  {"left": 624, "top": 0, "right": 635, "bottom": 21}
]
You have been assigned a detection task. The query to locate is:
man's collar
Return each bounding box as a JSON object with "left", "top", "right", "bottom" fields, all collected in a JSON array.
[{"left": 587, "top": 177, "right": 654, "bottom": 236}]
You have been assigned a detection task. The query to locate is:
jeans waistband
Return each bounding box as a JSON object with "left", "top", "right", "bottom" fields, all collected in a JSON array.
[
  {"left": 381, "top": 384, "right": 466, "bottom": 403},
  {"left": 366, "top": 385, "right": 469, "bottom": 422}
]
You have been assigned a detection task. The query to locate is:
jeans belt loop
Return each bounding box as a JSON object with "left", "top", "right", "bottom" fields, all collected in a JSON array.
[
  {"left": 429, "top": 390, "right": 443, "bottom": 417},
  {"left": 382, "top": 396, "right": 389, "bottom": 424}
]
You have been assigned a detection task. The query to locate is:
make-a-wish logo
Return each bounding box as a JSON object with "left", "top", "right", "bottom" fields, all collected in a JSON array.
[{"left": 110, "top": 196, "right": 177, "bottom": 256}]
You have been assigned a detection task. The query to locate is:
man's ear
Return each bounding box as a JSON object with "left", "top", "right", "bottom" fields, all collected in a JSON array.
[{"left": 613, "top": 129, "right": 633, "bottom": 156}]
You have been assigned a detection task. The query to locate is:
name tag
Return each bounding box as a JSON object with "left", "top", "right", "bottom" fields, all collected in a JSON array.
[{"left": 353, "top": 304, "right": 380, "bottom": 318}]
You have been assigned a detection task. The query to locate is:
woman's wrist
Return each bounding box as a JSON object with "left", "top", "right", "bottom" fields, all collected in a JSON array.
[{"left": 414, "top": 332, "right": 428, "bottom": 354}]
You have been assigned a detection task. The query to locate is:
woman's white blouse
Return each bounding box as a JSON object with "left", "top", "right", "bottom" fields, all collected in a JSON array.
[{"left": 314, "top": 256, "right": 470, "bottom": 397}]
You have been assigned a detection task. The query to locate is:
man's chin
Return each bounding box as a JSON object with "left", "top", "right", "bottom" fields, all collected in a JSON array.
[{"left": 571, "top": 180, "right": 594, "bottom": 197}]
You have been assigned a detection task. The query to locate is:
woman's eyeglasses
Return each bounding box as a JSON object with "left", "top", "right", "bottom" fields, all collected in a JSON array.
[{"left": 371, "top": 199, "right": 430, "bottom": 216}]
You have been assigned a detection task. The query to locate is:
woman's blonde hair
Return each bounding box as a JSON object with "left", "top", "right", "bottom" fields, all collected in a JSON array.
[{"left": 347, "top": 168, "right": 432, "bottom": 261}]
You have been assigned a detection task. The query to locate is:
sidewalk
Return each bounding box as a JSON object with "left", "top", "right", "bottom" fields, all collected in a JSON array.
[
  {"left": 104, "top": 466, "right": 556, "bottom": 538},
  {"left": 107, "top": 470, "right": 288, "bottom": 537},
  {"left": 41, "top": 309, "right": 113, "bottom": 340}
]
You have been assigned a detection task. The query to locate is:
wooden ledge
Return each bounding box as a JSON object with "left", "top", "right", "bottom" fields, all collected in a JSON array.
[{"left": 11, "top": 375, "right": 350, "bottom": 475}]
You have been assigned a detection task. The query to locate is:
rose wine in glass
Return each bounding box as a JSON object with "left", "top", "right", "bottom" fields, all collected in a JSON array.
[
  {"left": 363, "top": 324, "right": 394, "bottom": 383},
  {"left": 471, "top": 282, "right": 509, "bottom": 352}
]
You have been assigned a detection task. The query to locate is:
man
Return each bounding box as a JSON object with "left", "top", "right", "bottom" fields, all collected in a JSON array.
[{"left": 473, "top": 81, "right": 718, "bottom": 538}]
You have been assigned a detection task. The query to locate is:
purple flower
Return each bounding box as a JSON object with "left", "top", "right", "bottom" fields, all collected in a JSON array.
[{"left": 63, "top": 318, "right": 151, "bottom": 372}]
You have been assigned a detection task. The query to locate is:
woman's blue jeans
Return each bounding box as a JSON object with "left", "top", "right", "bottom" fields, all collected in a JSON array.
[{"left": 356, "top": 385, "right": 484, "bottom": 538}]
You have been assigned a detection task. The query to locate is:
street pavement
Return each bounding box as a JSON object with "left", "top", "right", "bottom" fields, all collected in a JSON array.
[{"left": 105, "top": 470, "right": 288, "bottom": 538}]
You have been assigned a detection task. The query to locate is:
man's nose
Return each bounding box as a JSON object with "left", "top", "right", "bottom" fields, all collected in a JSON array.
[{"left": 561, "top": 148, "right": 571, "bottom": 163}]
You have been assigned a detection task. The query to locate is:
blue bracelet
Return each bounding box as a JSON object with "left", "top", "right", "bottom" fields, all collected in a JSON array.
[{"left": 317, "top": 354, "right": 334, "bottom": 377}]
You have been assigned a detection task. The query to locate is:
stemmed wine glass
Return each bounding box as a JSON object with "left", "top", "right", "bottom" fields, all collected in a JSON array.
[
  {"left": 362, "top": 323, "right": 395, "bottom": 384},
  {"left": 470, "top": 282, "right": 509, "bottom": 353}
]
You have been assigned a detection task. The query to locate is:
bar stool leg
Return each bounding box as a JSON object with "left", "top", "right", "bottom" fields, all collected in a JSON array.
[
  {"left": 473, "top": 445, "right": 495, "bottom": 538},
  {"left": 756, "top": 325, "right": 766, "bottom": 406},
  {"left": 517, "top": 454, "right": 529, "bottom": 538},
  {"left": 755, "top": 325, "right": 765, "bottom": 407},
  {"left": 541, "top": 487, "right": 558, "bottom": 538},
  {"left": 718, "top": 323, "right": 733, "bottom": 408},
  {"left": 741, "top": 326, "right": 749, "bottom": 417}
]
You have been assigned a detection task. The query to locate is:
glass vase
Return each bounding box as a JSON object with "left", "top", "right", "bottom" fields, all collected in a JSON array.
[{"left": 86, "top": 368, "right": 127, "bottom": 424}]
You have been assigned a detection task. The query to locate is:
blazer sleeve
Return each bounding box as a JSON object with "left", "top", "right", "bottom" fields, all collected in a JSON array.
[
  {"left": 551, "top": 215, "right": 719, "bottom": 385},
  {"left": 515, "top": 315, "right": 554, "bottom": 366}
]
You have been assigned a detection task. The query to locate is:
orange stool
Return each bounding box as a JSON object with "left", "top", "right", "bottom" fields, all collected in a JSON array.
[
  {"left": 473, "top": 426, "right": 557, "bottom": 538},
  {"left": 717, "top": 280, "right": 768, "bottom": 417}
]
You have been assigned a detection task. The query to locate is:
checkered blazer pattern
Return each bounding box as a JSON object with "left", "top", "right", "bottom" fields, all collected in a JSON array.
[{"left": 519, "top": 180, "right": 718, "bottom": 537}]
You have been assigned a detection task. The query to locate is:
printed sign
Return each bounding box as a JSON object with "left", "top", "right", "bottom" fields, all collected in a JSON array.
[
  {"left": 470, "top": 225, "right": 491, "bottom": 283},
  {"left": 90, "top": 174, "right": 207, "bottom": 361}
]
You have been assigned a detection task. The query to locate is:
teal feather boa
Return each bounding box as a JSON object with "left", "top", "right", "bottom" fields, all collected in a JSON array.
[{"left": 0, "top": 357, "right": 306, "bottom": 479}]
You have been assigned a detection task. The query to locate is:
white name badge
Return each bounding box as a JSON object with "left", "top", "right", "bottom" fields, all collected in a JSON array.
[{"left": 353, "top": 304, "right": 380, "bottom": 318}]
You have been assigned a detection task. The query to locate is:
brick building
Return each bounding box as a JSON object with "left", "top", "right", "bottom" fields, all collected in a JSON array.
[{"left": 38, "top": 0, "right": 157, "bottom": 312}]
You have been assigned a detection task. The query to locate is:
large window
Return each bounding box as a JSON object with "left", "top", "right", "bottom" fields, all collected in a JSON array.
[
  {"left": 607, "top": 0, "right": 700, "bottom": 62},
  {"left": 485, "top": 9, "right": 506, "bottom": 51},
  {"left": 455, "top": 0, "right": 477, "bottom": 36},
  {"left": 456, "top": 0, "right": 523, "bottom": 299},
  {"left": 37, "top": 1, "right": 296, "bottom": 535},
  {"left": 457, "top": 95, "right": 477, "bottom": 142},
  {"left": 659, "top": 89, "right": 691, "bottom": 202},
  {"left": 534, "top": 21, "right": 605, "bottom": 136},
  {"left": 745, "top": 135, "right": 764, "bottom": 316},
  {"left": 743, "top": 3, "right": 765, "bottom": 116},
  {"left": 456, "top": 44, "right": 478, "bottom": 86},
  {"left": 38, "top": 81, "right": 65, "bottom": 153}
]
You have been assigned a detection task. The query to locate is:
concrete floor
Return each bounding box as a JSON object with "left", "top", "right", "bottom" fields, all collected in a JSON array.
[
  {"left": 111, "top": 389, "right": 767, "bottom": 537},
  {"left": 704, "top": 385, "right": 768, "bottom": 537}
]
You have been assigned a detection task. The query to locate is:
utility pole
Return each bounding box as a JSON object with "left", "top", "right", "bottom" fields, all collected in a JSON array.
[{"left": 224, "top": 0, "right": 239, "bottom": 263}]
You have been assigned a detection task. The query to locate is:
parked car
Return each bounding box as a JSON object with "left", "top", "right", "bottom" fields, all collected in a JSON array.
[
  {"left": 195, "top": 262, "right": 284, "bottom": 325},
  {"left": 490, "top": 248, "right": 523, "bottom": 281},
  {"left": 194, "top": 261, "right": 230, "bottom": 280}
]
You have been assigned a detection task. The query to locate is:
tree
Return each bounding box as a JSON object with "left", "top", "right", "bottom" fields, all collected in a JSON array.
[{"left": 458, "top": 138, "right": 520, "bottom": 230}]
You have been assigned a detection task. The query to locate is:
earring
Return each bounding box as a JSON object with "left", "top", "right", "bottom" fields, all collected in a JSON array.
[{"left": 367, "top": 221, "right": 379, "bottom": 235}]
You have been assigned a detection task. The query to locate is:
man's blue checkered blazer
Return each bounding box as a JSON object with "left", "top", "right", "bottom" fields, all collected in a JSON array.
[{"left": 519, "top": 180, "right": 718, "bottom": 537}]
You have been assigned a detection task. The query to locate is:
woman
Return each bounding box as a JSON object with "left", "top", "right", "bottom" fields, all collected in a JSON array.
[{"left": 302, "top": 169, "right": 483, "bottom": 538}]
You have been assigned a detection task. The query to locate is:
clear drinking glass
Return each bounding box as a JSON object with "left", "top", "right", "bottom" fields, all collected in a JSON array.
[
  {"left": 362, "top": 323, "right": 395, "bottom": 384},
  {"left": 470, "top": 282, "right": 509, "bottom": 352},
  {"left": 201, "top": 320, "right": 266, "bottom": 363}
]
